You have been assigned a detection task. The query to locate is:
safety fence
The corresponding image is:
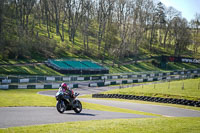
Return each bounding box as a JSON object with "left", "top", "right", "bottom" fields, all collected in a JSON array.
[
  {"left": 0, "top": 83, "right": 78, "bottom": 90},
  {"left": 88, "top": 74, "right": 200, "bottom": 87},
  {"left": 0, "top": 69, "right": 200, "bottom": 89},
  {"left": 0, "top": 69, "right": 199, "bottom": 84}
]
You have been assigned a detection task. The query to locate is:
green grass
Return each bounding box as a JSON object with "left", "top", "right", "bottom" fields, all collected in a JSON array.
[
  {"left": 0, "top": 117, "right": 200, "bottom": 133},
  {"left": 166, "top": 62, "right": 200, "bottom": 70},
  {"left": 0, "top": 64, "right": 63, "bottom": 76},
  {"left": 0, "top": 89, "right": 56, "bottom": 107},
  {"left": 102, "top": 78, "right": 200, "bottom": 101},
  {"left": 107, "top": 61, "right": 163, "bottom": 73},
  {"left": 82, "top": 101, "right": 161, "bottom": 117},
  {"left": 1, "top": 60, "right": 200, "bottom": 76},
  {"left": 0, "top": 59, "right": 40, "bottom": 65}
]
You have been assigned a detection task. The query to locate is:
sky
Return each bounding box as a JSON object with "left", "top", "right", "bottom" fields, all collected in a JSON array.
[{"left": 160, "top": 0, "right": 200, "bottom": 22}]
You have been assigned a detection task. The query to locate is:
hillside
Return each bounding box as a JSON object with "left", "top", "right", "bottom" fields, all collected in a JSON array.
[
  {"left": 0, "top": 0, "right": 200, "bottom": 76},
  {"left": 1, "top": 59, "right": 200, "bottom": 76}
]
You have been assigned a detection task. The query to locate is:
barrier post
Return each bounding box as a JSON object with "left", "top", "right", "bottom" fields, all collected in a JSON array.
[
  {"left": 182, "top": 82, "right": 184, "bottom": 90},
  {"left": 168, "top": 80, "right": 170, "bottom": 89}
]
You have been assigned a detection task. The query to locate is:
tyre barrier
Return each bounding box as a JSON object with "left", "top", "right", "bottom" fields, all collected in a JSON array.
[{"left": 92, "top": 94, "right": 200, "bottom": 107}]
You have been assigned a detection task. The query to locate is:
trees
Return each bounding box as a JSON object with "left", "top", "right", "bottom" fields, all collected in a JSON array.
[
  {"left": 97, "top": 0, "right": 109, "bottom": 56},
  {"left": 163, "top": 6, "right": 180, "bottom": 49},
  {"left": 66, "top": 0, "right": 84, "bottom": 44},
  {"left": 0, "top": 0, "right": 199, "bottom": 61},
  {"left": 191, "top": 13, "right": 200, "bottom": 53},
  {"left": 0, "top": 0, "right": 4, "bottom": 43},
  {"left": 129, "top": 0, "right": 147, "bottom": 62},
  {"left": 148, "top": 0, "right": 158, "bottom": 51},
  {"left": 156, "top": 2, "right": 166, "bottom": 46},
  {"left": 81, "top": 0, "right": 93, "bottom": 53},
  {"left": 116, "top": 0, "right": 131, "bottom": 65},
  {"left": 172, "top": 17, "right": 191, "bottom": 56}
]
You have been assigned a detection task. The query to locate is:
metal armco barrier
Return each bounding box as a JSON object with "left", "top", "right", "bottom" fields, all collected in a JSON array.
[
  {"left": 92, "top": 94, "right": 200, "bottom": 107},
  {"left": 1, "top": 69, "right": 200, "bottom": 84},
  {"left": 88, "top": 74, "right": 200, "bottom": 87},
  {"left": 0, "top": 84, "right": 78, "bottom": 90}
]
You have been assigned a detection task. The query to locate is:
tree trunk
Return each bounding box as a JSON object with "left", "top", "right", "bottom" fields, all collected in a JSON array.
[
  {"left": 149, "top": 23, "right": 155, "bottom": 51},
  {"left": 62, "top": 23, "right": 64, "bottom": 41},
  {"left": 26, "top": 15, "right": 29, "bottom": 34},
  {"left": 163, "top": 27, "right": 169, "bottom": 49},
  {"left": 0, "top": 0, "right": 3, "bottom": 41},
  {"left": 98, "top": 21, "right": 103, "bottom": 52},
  {"left": 86, "top": 34, "right": 89, "bottom": 51},
  {"left": 44, "top": 1, "right": 50, "bottom": 38}
]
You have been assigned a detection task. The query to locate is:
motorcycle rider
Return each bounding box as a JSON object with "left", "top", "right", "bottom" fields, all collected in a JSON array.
[{"left": 59, "top": 83, "right": 75, "bottom": 105}]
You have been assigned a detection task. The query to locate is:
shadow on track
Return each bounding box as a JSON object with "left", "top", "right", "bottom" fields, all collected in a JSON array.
[{"left": 63, "top": 112, "right": 96, "bottom": 116}]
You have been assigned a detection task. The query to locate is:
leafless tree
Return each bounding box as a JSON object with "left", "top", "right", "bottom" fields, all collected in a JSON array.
[
  {"left": 163, "top": 6, "right": 180, "bottom": 49},
  {"left": 172, "top": 17, "right": 191, "bottom": 56},
  {"left": 191, "top": 13, "right": 200, "bottom": 53},
  {"left": 0, "top": 0, "right": 5, "bottom": 42}
]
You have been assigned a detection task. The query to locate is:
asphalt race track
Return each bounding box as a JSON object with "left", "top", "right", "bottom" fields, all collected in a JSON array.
[
  {"left": 41, "top": 88, "right": 200, "bottom": 117},
  {"left": 0, "top": 107, "right": 153, "bottom": 128},
  {"left": 81, "top": 98, "right": 200, "bottom": 117},
  {"left": 1, "top": 86, "right": 200, "bottom": 128}
]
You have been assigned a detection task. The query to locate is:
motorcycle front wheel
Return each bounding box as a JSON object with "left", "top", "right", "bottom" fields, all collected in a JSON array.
[
  {"left": 56, "top": 101, "right": 65, "bottom": 113},
  {"left": 73, "top": 100, "right": 82, "bottom": 113}
]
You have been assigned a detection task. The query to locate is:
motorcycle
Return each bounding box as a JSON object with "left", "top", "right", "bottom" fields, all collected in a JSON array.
[{"left": 55, "top": 91, "right": 82, "bottom": 114}]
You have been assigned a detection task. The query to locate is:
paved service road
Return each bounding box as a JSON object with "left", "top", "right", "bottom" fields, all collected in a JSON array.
[{"left": 0, "top": 107, "right": 153, "bottom": 128}]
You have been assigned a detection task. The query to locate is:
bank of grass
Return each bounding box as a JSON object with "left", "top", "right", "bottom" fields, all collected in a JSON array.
[
  {"left": 0, "top": 64, "right": 63, "bottom": 76},
  {"left": 1, "top": 60, "right": 200, "bottom": 76},
  {"left": 0, "top": 89, "right": 160, "bottom": 117},
  {"left": 0, "top": 59, "right": 41, "bottom": 65},
  {"left": 102, "top": 78, "right": 200, "bottom": 101},
  {"left": 0, "top": 117, "right": 200, "bottom": 133}
]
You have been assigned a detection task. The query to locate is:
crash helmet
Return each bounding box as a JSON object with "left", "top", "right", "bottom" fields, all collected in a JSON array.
[{"left": 61, "top": 83, "right": 68, "bottom": 91}]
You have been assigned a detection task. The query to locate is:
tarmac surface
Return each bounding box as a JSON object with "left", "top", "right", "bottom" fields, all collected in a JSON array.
[
  {"left": 0, "top": 107, "right": 152, "bottom": 128},
  {"left": 41, "top": 88, "right": 200, "bottom": 117}
]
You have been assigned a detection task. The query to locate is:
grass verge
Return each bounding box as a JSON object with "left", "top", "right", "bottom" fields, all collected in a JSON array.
[
  {"left": 0, "top": 117, "right": 200, "bottom": 133},
  {"left": 81, "top": 101, "right": 161, "bottom": 117},
  {"left": 0, "top": 89, "right": 56, "bottom": 107},
  {"left": 102, "top": 78, "right": 200, "bottom": 101},
  {"left": 1, "top": 60, "right": 200, "bottom": 76}
]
